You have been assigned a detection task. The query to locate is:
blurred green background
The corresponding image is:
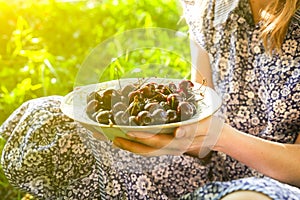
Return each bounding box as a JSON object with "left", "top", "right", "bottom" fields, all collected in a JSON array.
[{"left": 0, "top": 0, "right": 189, "bottom": 199}]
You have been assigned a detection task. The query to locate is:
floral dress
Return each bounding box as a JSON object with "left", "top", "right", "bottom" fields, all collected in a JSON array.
[{"left": 1, "top": 0, "right": 300, "bottom": 199}]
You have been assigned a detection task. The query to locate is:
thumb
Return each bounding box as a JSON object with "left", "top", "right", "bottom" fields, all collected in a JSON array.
[
  {"left": 174, "top": 116, "right": 211, "bottom": 139},
  {"left": 174, "top": 122, "right": 199, "bottom": 139}
]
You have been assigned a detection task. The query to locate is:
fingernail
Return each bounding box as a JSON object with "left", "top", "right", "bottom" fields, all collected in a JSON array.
[
  {"left": 126, "top": 132, "right": 137, "bottom": 138},
  {"left": 176, "top": 128, "right": 185, "bottom": 138}
]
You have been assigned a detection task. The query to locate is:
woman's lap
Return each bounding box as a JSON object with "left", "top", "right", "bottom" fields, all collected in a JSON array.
[
  {"left": 1, "top": 96, "right": 208, "bottom": 199},
  {"left": 1, "top": 96, "right": 299, "bottom": 199},
  {"left": 180, "top": 177, "right": 300, "bottom": 200},
  {"left": 0, "top": 96, "right": 100, "bottom": 199}
]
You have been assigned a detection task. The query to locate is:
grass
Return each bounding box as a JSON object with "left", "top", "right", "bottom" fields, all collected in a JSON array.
[{"left": 0, "top": 0, "right": 189, "bottom": 199}]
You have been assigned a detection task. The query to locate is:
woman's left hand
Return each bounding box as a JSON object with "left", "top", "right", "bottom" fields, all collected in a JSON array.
[{"left": 112, "top": 117, "right": 211, "bottom": 157}]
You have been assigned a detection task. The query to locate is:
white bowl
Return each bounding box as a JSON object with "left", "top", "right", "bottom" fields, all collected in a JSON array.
[{"left": 60, "top": 78, "right": 222, "bottom": 140}]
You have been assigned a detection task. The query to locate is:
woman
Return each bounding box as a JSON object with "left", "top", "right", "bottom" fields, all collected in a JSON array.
[
  {"left": 1, "top": 0, "right": 299, "bottom": 199},
  {"left": 114, "top": 0, "right": 300, "bottom": 199}
]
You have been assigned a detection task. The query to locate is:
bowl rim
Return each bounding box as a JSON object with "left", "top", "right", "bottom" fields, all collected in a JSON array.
[{"left": 61, "top": 78, "right": 222, "bottom": 131}]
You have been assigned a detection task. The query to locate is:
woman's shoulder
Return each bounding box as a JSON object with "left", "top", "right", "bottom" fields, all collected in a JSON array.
[
  {"left": 213, "top": 0, "right": 241, "bottom": 26},
  {"left": 292, "top": 9, "right": 300, "bottom": 25},
  {"left": 180, "top": 0, "right": 241, "bottom": 26}
]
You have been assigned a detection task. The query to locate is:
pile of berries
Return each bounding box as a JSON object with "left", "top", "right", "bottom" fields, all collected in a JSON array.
[{"left": 85, "top": 80, "right": 200, "bottom": 126}]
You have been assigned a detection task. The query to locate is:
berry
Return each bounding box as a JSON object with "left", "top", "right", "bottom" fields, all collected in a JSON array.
[
  {"left": 111, "top": 102, "right": 127, "bottom": 114},
  {"left": 101, "top": 89, "right": 121, "bottom": 110},
  {"left": 86, "top": 91, "right": 102, "bottom": 103},
  {"left": 177, "top": 102, "right": 195, "bottom": 121},
  {"left": 86, "top": 99, "right": 101, "bottom": 115},
  {"left": 166, "top": 109, "right": 178, "bottom": 123},
  {"left": 139, "top": 85, "right": 156, "bottom": 98},
  {"left": 129, "top": 116, "right": 138, "bottom": 126},
  {"left": 136, "top": 111, "right": 152, "bottom": 126},
  {"left": 114, "top": 111, "right": 130, "bottom": 125},
  {"left": 121, "top": 84, "right": 136, "bottom": 97},
  {"left": 167, "top": 93, "right": 183, "bottom": 110},
  {"left": 151, "top": 109, "right": 168, "bottom": 125},
  {"left": 95, "top": 110, "right": 112, "bottom": 124},
  {"left": 144, "top": 102, "right": 164, "bottom": 113}
]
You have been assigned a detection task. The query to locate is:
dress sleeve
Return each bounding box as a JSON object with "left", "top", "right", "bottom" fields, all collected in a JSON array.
[
  {"left": 180, "top": 0, "right": 240, "bottom": 54},
  {"left": 0, "top": 100, "right": 32, "bottom": 140},
  {"left": 180, "top": 0, "right": 214, "bottom": 52},
  {"left": 0, "top": 96, "right": 99, "bottom": 199}
]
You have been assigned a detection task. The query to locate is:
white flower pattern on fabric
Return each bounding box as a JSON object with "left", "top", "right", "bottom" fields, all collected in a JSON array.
[{"left": 0, "top": 0, "right": 299, "bottom": 199}]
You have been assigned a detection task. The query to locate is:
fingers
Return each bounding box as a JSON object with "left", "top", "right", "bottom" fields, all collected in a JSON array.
[
  {"left": 174, "top": 117, "right": 210, "bottom": 139},
  {"left": 175, "top": 123, "right": 199, "bottom": 139},
  {"left": 113, "top": 137, "right": 184, "bottom": 156},
  {"left": 114, "top": 132, "right": 206, "bottom": 156},
  {"left": 113, "top": 137, "right": 157, "bottom": 154},
  {"left": 126, "top": 131, "right": 175, "bottom": 149},
  {"left": 113, "top": 116, "right": 212, "bottom": 157},
  {"left": 127, "top": 131, "right": 194, "bottom": 153},
  {"left": 92, "top": 132, "right": 109, "bottom": 141}
]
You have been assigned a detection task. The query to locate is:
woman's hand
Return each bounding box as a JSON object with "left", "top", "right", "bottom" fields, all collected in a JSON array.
[{"left": 112, "top": 117, "right": 212, "bottom": 157}]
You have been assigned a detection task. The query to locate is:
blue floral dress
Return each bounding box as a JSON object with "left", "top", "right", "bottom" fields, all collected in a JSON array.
[{"left": 1, "top": 0, "right": 300, "bottom": 199}]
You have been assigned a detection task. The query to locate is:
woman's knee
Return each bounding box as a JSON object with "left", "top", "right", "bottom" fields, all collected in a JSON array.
[{"left": 220, "top": 190, "right": 272, "bottom": 200}]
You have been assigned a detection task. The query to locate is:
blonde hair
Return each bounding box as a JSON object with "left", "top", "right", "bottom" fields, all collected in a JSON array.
[{"left": 261, "top": 0, "right": 300, "bottom": 53}]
